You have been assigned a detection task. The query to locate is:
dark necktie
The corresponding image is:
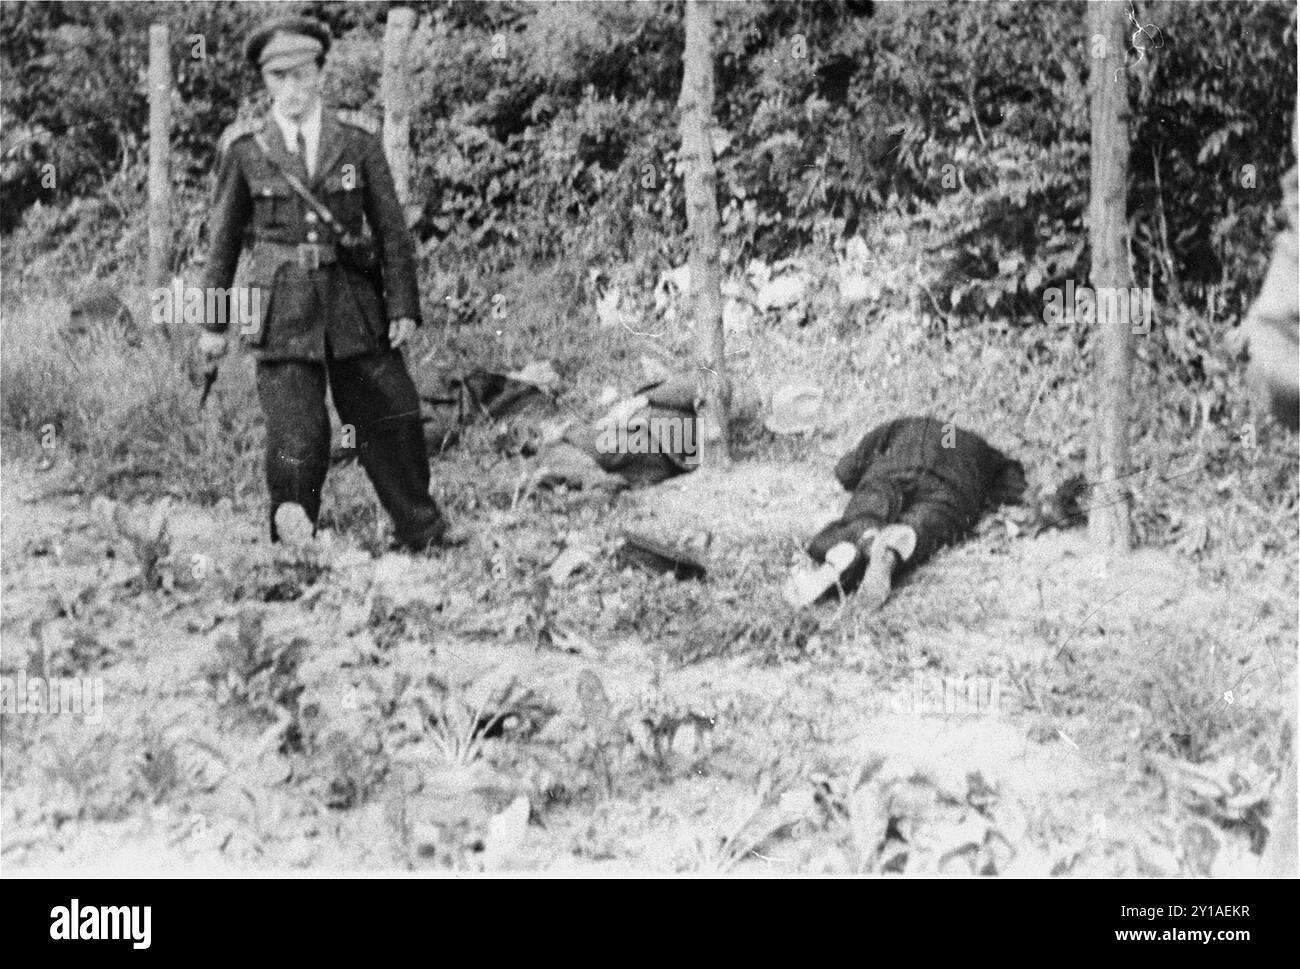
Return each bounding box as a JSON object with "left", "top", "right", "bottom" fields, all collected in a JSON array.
[{"left": 294, "top": 128, "right": 311, "bottom": 182}]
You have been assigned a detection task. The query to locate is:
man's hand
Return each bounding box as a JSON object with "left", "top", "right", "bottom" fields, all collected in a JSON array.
[
  {"left": 198, "top": 331, "right": 228, "bottom": 363},
  {"left": 388, "top": 317, "right": 417, "bottom": 349}
]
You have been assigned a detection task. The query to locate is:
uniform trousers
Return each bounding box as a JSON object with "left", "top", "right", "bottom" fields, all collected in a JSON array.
[{"left": 255, "top": 345, "right": 447, "bottom": 550}]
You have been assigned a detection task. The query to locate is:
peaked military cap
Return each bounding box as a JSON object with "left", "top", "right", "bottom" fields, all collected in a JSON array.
[{"left": 245, "top": 16, "right": 332, "bottom": 71}]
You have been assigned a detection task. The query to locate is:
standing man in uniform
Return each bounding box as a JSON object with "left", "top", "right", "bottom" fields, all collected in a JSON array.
[{"left": 198, "top": 16, "right": 464, "bottom": 552}]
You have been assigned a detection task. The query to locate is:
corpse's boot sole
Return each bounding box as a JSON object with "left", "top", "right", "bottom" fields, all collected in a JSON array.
[
  {"left": 859, "top": 524, "right": 916, "bottom": 611},
  {"left": 859, "top": 549, "right": 897, "bottom": 611},
  {"left": 783, "top": 537, "right": 870, "bottom": 608}
]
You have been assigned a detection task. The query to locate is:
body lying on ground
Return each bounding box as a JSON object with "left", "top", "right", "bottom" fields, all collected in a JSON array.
[
  {"left": 577, "top": 373, "right": 702, "bottom": 487},
  {"left": 330, "top": 367, "right": 552, "bottom": 465},
  {"left": 787, "top": 416, "right": 1026, "bottom": 610}
]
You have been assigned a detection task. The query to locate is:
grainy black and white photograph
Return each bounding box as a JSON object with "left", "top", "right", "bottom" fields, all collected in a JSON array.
[{"left": 0, "top": 0, "right": 1296, "bottom": 892}]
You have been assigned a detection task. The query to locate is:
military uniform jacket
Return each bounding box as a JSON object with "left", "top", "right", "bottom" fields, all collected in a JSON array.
[{"left": 201, "top": 108, "right": 421, "bottom": 361}]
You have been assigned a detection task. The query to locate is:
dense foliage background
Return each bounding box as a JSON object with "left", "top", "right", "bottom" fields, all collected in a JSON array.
[{"left": 0, "top": 0, "right": 1296, "bottom": 427}]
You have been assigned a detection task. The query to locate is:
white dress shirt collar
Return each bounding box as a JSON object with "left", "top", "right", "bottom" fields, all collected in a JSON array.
[{"left": 270, "top": 101, "right": 323, "bottom": 178}]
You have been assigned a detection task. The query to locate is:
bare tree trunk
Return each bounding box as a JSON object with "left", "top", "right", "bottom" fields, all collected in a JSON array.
[
  {"left": 381, "top": 7, "right": 416, "bottom": 215},
  {"left": 679, "top": 0, "right": 730, "bottom": 463},
  {"left": 147, "top": 24, "right": 171, "bottom": 298},
  {"left": 1086, "top": 1, "right": 1132, "bottom": 552}
]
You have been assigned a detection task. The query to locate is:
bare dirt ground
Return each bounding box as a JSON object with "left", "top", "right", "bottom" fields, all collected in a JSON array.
[{"left": 2, "top": 450, "right": 1294, "bottom": 874}]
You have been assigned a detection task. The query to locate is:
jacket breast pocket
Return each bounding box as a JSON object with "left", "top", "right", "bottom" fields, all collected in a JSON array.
[{"left": 248, "top": 177, "right": 295, "bottom": 228}]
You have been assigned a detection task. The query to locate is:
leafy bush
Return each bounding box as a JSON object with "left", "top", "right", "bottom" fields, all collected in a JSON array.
[
  {"left": 1, "top": 0, "right": 1295, "bottom": 502},
  {"left": 5, "top": 1, "right": 1292, "bottom": 312}
]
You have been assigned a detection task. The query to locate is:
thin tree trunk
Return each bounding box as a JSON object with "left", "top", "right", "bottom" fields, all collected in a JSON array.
[
  {"left": 381, "top": 7, "right": 416, "bottom": 215},
  {"left": 1086, "top": 1, "right": 1132, "bottom": 552},
  {"left": 1152, "top": 146, "right": 1181, "bottom": 305},
  {"left": 679, "top": 0, "right": 730, "bottom": 463},
  {"left": 147, "top": 24, "right": 171, "bottom": 298}
]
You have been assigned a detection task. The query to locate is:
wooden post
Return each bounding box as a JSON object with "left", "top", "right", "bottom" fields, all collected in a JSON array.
[
  {"left": 679, "top": 0, "right": 730, "bottom": 462},
  {"left": 1086, "top": 1, "right": 1132, "bottom": 552},
  {"left": 147, "top": 23, "right": 172, "bottom": 295},
  {"left": 381, "top": 7, "right": 415, "bottom": 211}
]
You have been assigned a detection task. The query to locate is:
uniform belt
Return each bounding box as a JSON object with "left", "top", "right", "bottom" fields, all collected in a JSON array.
[{"left": 254, "top": 240, "right": 338, "bottom": 270}]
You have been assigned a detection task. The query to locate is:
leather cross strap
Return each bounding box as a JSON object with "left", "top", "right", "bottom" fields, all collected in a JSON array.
[{"left": 252, "top": 131, "right": 348, "bottom": 238}]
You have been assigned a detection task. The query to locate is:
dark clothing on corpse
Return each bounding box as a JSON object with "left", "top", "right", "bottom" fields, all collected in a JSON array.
[{"left": 808, "top": 416, "right": 1026, "bottom": 570}]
